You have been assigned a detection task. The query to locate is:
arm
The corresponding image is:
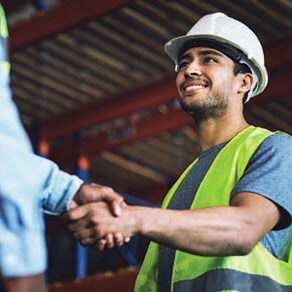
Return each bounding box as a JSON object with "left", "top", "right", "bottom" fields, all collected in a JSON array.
[
  {"left": 66, "top": 191, "right": 280, "bottom": 255},
  {"left": 0, "top": 274, "right": 46, "bottom": 292},
  {"left": 0, "top": 69, "right": 124, "bottom": 277},
  {"left": 0, "top": 3, "right": 124, "bottom": 285}
]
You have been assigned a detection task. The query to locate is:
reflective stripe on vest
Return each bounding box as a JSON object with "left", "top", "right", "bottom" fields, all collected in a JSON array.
[
  {"left": 135, "top": 126, "right": 292, "bottom": 292},
  {"left": 174, "top": 269, "right": 292, "bottom": 292}
]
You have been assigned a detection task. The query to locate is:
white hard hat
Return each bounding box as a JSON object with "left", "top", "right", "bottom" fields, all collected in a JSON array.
[{"left": 164, "top": 12, "right": 268, "bottom": 101}]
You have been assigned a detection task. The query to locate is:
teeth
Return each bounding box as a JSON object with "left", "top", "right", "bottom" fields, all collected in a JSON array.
[{"left": 185, "top": 85, "right": 205, "bottom": 91}]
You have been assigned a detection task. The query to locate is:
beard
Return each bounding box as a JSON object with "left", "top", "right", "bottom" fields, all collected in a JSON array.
[{"left": 178, "top": 91, "right": 229, "bottom": 124}]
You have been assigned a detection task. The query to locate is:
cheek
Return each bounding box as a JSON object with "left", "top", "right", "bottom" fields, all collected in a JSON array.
[
  {"left": 175, "top": 73, "right": 184, "bottom": 91},
  {"left": 221, "top": 74, "right": 240, "bottom": 94},
  {"left": 213, "top": 72, "right": 235, "bottom": 90}
]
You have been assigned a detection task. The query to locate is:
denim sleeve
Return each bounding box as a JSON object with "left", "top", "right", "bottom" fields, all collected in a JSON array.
[
  {"left": 0, "top": 25, "right": 83, "bottom": 275},
  {"left": 231, "top": 134, "right": 292, "bottom": 229},
  {"left": 0, "top": 90, "right": 83, "bottom": 277},
  {"left": 0, "top": 146, "right": 82, "bottom": 276}
]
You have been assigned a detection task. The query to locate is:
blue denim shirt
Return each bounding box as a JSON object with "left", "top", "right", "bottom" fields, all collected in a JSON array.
[{"left": 0, "top": 8, "right": 83, "bottom": 277}]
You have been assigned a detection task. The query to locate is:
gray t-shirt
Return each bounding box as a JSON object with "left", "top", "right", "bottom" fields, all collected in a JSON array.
[{"left": 157, "top": 133, "right": 292, "bottom": 292}]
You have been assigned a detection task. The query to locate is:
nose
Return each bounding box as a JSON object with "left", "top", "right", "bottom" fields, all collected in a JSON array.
[{"left": 184, "top": 61, "right": 202, "bottom": 78}]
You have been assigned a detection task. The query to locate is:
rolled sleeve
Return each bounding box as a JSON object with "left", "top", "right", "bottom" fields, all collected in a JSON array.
[
  {"left": 0, "top": 149, "right": 83, "bottom": 276},
  {"left": 43, "top": 167, "right": 83, "bottom": 215},
  {"left": 0, "top": 16, "right": 83, "bottom": 275},
  {"left": 0, "top": 90, "right": 83, "bottom": 276}
]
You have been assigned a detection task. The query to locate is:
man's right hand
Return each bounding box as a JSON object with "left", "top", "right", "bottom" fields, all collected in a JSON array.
[
  {"left": 66, "top": 184, "right": 130, "bottom": 248},
  {"left": 64, "top": 201, "right": 133, "bottom": 250}
]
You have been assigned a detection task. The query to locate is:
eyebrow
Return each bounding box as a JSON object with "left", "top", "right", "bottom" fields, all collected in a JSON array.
[
  {"left": 178, "top": 50, "right": 224, "bottom": 63},
  {"left": 178, "top": 53, "right": 192, "bottom": 63}
]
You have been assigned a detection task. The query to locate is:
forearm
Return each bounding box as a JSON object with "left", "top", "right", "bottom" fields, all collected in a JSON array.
[
  {"left": 128, "top": 205, "right": 261, "bottom": 256},
  {"left": 0, "top": 274, "right": 47, "bottom": 292},
  {"left": 67, "top": 193, "right": 279, "bottom": 255}
]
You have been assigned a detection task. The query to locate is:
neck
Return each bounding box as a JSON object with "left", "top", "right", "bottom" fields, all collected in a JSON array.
[{"left": 195, "top": 111, "right": 249, "bottom": 152}]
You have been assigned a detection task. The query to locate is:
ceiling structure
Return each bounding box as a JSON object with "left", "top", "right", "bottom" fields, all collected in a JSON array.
[{"left": 5, "top": 0, "right": 292, "bottom": 203}]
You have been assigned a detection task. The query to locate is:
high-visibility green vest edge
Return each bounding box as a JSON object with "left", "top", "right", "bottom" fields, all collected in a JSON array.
[
  {"left": 0, "top": 4, "right": 10, "bottom": 76},
  {"left": 134, "top": 126, "right": 292, "bottom": 292}
]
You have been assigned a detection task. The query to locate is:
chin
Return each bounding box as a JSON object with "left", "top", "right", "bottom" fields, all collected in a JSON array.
[{"left": 181, "top": 97, "right": 205, "bottom": 109}]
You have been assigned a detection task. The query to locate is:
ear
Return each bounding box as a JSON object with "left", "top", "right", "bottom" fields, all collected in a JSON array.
[{"left": 238, "top": 73, "right": 254, "bottom": 95}]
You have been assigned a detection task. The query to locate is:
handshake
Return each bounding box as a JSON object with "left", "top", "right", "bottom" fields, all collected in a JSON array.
[{"left": 62, "top": 184, "right": 138, "bottom": 250}]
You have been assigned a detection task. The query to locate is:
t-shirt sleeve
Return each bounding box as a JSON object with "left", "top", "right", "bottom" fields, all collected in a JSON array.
[{"left": 231, "top": 133, "right": 292, "bottom": 230}]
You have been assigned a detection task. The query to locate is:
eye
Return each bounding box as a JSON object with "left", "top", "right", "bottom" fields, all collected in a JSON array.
[
  {"left": 203, "top": 56, "right": 217, "bottom": 63},
  {"left": 177, "top": 61, "right": 189, "bottom": 70}
]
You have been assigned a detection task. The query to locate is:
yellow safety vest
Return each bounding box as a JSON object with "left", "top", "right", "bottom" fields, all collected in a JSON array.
[
  {"left": 135, "top": 126, "right": 292, "bottom": 292},
  {"left": 0, "top": 4, "right": 10, "bottom": 76}
]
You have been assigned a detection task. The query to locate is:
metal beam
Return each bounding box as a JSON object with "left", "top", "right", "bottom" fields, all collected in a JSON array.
[
  {"left": 42, "top": 79, "right": 178, "bottom": 141},
  {"left": 2, "top": 0, "right": 30, "bottom": 14},
  {"left": 49, "top": 268, "right": 138, "bottom": 292},
  {"left": 43, "top": 65, "right": 292, "bottom": 142},
  {"left": 46, "top": 66, "right": 292, "bottom": 164},
  {"left": 48, "top": 107, "right": 193, "bottom": 164},
  {"left": 247, "top": 69, "right": 292, "bottom": 107},
  {"left": 9, "top": 0, "right": 133, "bottom": 52},
  {"left": 137, "top": 184, "right": 171, "bottom": 204},
  {"left": 264, "top": 37, "right": 292, "bottom": 72}
]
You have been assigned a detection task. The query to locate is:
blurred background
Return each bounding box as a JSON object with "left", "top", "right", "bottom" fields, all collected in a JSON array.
[{"left": 3, "top": 0, "right": 292, "bottom": 291}]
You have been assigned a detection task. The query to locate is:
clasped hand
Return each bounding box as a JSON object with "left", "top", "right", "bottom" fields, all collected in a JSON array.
[{"left": 62, "top": 184, "right": 131, "bottom": 250}]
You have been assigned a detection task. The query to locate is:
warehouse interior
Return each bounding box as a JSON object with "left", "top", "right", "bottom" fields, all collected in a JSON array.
[{"left": 3, "top": 0, "right": 292, "bottom": 291}]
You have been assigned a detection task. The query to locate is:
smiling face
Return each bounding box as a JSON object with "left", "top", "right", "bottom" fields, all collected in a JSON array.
[{"left": 176, "top": 47, "right": 244, "bottom": 122}]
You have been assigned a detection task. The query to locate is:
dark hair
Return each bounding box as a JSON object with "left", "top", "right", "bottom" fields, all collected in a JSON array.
[{"left": 233, "top": 62, "right": 251, "bottom": 104}]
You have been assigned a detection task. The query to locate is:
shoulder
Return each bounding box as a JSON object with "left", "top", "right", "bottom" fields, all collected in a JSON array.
[
  {"left": 246, "top": 132, "right": 292, "bottom": 175},
  {"left": 259, "top": 133, "right": 292, "bottom": 150},
  {"left": 232, "top": 132, "right": 292, "bottom": 229},
  {"left": 251, "top": 133, "right": 292, "bottom": 162}
]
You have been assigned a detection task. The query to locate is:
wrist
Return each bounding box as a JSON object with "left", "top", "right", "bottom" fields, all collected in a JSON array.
[
  {"left": 122, "top": 205, "right": 143, "bottom": 236},
  {"left": 125, "top": 205, "right": 153, "bottom": 237},
  {"left": 73, "top": 183, "right": 86, "bottom": 204},
  {"left": 68, "top": 184, "right": 85, "bottom": 210}
]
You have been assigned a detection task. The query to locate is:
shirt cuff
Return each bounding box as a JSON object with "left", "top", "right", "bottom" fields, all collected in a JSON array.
[{"left": 43, "top": 170, "right": 83, "bottom": 215}]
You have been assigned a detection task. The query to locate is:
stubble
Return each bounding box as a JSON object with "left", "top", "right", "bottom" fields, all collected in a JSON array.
[{"left": 179, "top": 91, "right": 229, "bottom": 124}]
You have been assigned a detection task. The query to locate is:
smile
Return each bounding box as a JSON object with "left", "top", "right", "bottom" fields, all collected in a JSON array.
[
  {"left": 184, "top": 84, "right": 206, "bottom": 92},
  {"left": 182, "top": 80, "right": 208, "bottom": 93}
]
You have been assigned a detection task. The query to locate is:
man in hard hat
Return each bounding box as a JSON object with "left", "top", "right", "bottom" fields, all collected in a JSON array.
[
  {"left": 0, "top": 4, "right": 124, "bottom": 292},
  {"left": 66, "top": 13, "right": 292, "bottom": 291}
]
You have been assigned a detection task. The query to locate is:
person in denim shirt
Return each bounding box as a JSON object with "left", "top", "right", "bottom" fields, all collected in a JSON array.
[{"left": 0, "top": 5, "right": 123, "bottom": 292}]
